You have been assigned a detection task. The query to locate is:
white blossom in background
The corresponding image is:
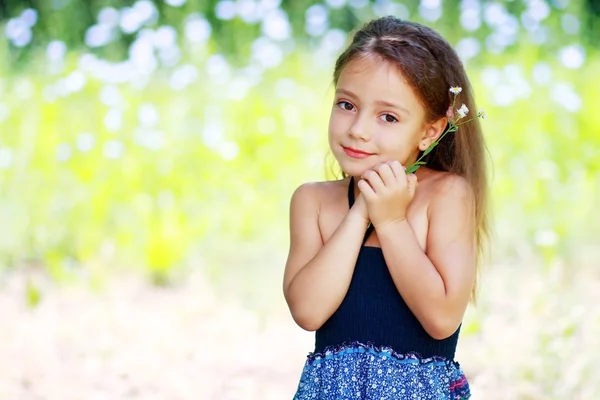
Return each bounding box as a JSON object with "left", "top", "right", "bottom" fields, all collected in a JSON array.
[
  {"left": 206, "top": 54, "right": 233, "bottom": 84},
  {"left": 98, "top": 7, "right": 120, "bottom": 26},
  {"left": 6, "top": 17, "right": 32, "bottom": 47},
  {"left": 170, "top": 64, "right": 199, "bottom": 90},
  {"left": 559, "top": 45, "right": 585, "bottom": 69},
  {"left": 46, "top": 40, "right": 67, "bottom": 73},
  {"left": 0, "top": 148, "right": 12, "bottom": 169},
  {"left": 0, "top": 104, "right": 9, "bottom": 123},
  {"left": 64, "top": 70, "right": 87, "bottom": 93},
  {"left": 550, "top": 82, "right": 582, "bottom": 112},
  {"left": 129, "top": 34, "right": 158, "bottom": 75},
  {"left": 262, "top": 9, "right": 291, "bottom": 41},
  {"left": 561, "top": 14, "right": 580, "bottom": 35},
  {"left": 85, "top": 24, "right": 115, "bottom": 47},
  {"left": 138, "top": 103, "right": 159, "bottom": 128},
  {"left": 185, "top": 14, "right": 212, "bottom": 44},
  {"left": 76, "top": 133, "right": 96, "bottom": 152},
  {"left": 120, "top": 1, "right": 158, "bottom": 34},
  {"left": 374, "top": 0, "right": 410, "bottom": 19},
  {"left": 349, "top": 0, "right": 369, "bottom": 8},
  {"left": 456, "top": 37, "right": 481, "bottom": 62},
  {"left": 134, "top": 128, "right": 165, "bottom": 150},
  {"left": 13, "top": 79, "right": 35, "bottom": 100},
  {"left": 319, "top": 29, "right": 345, "bottom": 53},
  {"left": 103, "top": 140, "right": 125, "bottom": 159},
  {"left": 203, "top": 121, "right": 224, "bottom": 149},
  {"left": 484, "top": 2, "right": 510, "bottom": 27},
  {"left": 218, "top": 141, "right": 240, "bottom": 161},
  {"left": 531, "top": 62, "right": 553, "bottom": 85},
  {"left": 99, "top": 85, "right": 126, "bottom": 108},
  {"left": 215, "top": 1, "right": 236, "bottom": 20},
  {"left": 251, "top": 38, "right": 283, "bottom": 69},
  {"left": 273, "top": 78, "right": 295, "bottom": 100},
  {"left": 166, "top": 0, "right": 187, "bottom": 7},
  {"left": 525, "top": 0, "right": 551, "bottom": 22},
  {"left": 237, "top": 0, "right": 262, "bottom": 24},
  {"left": 326, "top": 0, "right": 347, "bottom": 9},
  {"left": 153, "top": 26, "right": 178, "bottom": 50},
  {"left": 5, "top": 8, "right": 37, "bottom": 47},
  {"left": 460, "top": 0, "right": 481, "bottom": 32},
  {"left": 419, "top": 0, "right": 442, "bottom": 22},
  {"left": 534, "top": 229, "right": 558, "bottom": 247},
  {"left": 56, "top": 143, "right": 72, "bottom": 162},
  {"left": 20, "top": 8, "right": 38, "bottom": 27},
  {"left": 305, "top": 5, "right": 328, "bottom": 37},
  {"left": 528, "top": 25, "right": 548, "bottom": 45},
  {"left": 504, "top": 64, "right": 531, "bottom": 100},
  {"left": 104, "top": 109, "right": 123, "bottom": 132}
]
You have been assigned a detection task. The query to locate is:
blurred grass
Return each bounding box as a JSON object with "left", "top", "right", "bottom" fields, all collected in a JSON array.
[{"left": 1, "top": 42, "right": 598, "bottom": 279}]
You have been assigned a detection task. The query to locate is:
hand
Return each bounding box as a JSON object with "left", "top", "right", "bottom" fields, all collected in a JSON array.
[
  {"left": 358, "top": 161, "right": 418, "bottom": 227},
  {"left": 349, "top": 189, "right": 370, "bottom": 226}
]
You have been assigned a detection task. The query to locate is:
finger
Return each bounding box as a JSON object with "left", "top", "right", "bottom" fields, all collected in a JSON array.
[
  {"left": 361, "top": 169, "right": 385, "bottom": 193},
  {"left": 374, "top": 163, "right": 395, "bottom": 187},
  {"left": 387, "top": 160, "right": 404, "bottom": 178},
  {"left": 407, "top": 173, "right": 418, "bottom": 195},
  {"left": 357, "top": 178, "right": 376, "bottom": 201}
]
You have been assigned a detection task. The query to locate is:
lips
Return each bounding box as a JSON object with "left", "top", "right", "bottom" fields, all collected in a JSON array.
[{"left": 342, "top": 146, "right": 376, "bottom": 159}]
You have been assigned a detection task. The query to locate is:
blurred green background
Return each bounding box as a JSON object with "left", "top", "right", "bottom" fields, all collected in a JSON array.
[{"left": 1, "top": 0, "right": 599, "bottom": 399}]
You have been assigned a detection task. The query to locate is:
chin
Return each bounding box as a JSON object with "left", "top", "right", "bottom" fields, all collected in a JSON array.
[
  {"left": 337, "top": 161, "right": 374, "bottom": 178},
  {"left": 331, "top": 147, "right": 380, "bottom": 177}
]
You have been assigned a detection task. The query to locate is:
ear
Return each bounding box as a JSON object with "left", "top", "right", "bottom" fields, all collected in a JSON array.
[{"left": 418, "top": 116, "right": 448, "bottom": 152}]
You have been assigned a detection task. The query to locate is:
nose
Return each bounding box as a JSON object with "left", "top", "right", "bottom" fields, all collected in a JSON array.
[{"left": 348, "top": 115, "right": 370, "bottom": 141}]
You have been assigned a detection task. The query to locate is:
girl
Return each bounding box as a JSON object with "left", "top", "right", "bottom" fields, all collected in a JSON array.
[{"left": 282, "top": 16, "right": 489, "bottom": 399}]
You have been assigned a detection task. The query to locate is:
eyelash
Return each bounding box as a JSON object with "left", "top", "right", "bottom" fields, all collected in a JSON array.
[{"left": 336, "top": 101, "right": 399, "bottom": 124}]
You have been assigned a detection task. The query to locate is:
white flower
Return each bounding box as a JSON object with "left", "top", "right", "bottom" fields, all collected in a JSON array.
[
  {"left": 449, "top": 86, "right": 462, "bottom": 95},
  {"left": 457, "top": 104, "right": 469, "bottom": 118},
  {"left": 478, "top": 109, "right": 486, "bottom": 119}
]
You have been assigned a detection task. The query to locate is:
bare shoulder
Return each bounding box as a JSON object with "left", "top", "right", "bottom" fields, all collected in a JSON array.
[
  {"left": 290, "top": 179, "right": 347, "bottom": 209},
  {"left": 417, "top": 169, "right": 473, "bottom": 202}
]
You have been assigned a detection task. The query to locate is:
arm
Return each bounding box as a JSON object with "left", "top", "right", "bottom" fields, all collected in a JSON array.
[
  {"left": 376, "top": 175, "right": 477, "bottom": 340},
  {"left": 282, "top": 182, "right": 369, "bottom": 331}
]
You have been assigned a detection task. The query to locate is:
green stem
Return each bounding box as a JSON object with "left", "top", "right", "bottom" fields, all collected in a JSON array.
[{"left": 405, "top": 121, "right": 456, "bottom": 173}]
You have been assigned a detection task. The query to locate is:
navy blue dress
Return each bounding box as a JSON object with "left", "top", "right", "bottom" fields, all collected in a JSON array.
[{"left": 293, "top": 177, "right": 471, "bottom": 399}]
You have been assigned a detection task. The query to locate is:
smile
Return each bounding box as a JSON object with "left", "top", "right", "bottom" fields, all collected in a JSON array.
[{"left": 342, "top": 146, "right": 376, "bottom": 159}]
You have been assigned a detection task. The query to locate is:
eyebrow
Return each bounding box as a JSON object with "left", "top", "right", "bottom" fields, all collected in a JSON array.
[{"left": 335, "top": 88, "right": 411, "bottom": 115}]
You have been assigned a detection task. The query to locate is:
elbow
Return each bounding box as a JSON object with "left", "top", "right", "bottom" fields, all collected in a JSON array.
[
  {"left": 284, "top": 283, "right": 326, "bottom": 332},
  {"left": 288, "top": 305, "right": 325, "bottom": 332},
  {"left": 422, "top": 316, "right": 461, "bottom": 340},
  {"left": 284, "top": 293, "right": 325, "bottom": 331},
  {"left": 292, "top": 313, "right": 323, "bottom": 332}
]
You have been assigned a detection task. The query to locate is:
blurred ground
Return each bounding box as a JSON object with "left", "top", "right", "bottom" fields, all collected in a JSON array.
[{"left": 0, "top": 259, "right": 598, "bottom": 400}]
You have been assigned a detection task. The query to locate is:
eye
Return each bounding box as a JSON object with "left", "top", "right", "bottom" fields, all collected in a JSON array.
[
  {"left": 337, "top": 101, "right": 355, "bottom": 111},
  {"left": 380, "top": 113, "right": 398, "bottom": 123}
]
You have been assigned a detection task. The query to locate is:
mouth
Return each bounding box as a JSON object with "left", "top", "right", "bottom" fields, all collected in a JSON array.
[{"left": 342, "top": 146, "right": 376, "bottom": 159}]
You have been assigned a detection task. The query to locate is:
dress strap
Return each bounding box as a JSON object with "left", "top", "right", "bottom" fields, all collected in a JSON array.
[{"left": 347, "top": 176, "right": 374, "bottom": 245}]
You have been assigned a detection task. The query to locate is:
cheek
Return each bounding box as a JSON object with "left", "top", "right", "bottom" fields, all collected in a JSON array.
[
  {"left": 328, "top": 114, "right": 345, "bottom": 137},
  {"left": 377, "top": 128, "right": 420, "bottom": 157}
]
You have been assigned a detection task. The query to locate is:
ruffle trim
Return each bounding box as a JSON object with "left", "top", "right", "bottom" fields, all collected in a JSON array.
[{"left": 306, "top": 341, "right": 456, "bottom": 366}]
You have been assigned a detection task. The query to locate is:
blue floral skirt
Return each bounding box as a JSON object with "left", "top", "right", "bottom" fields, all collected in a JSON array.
[{"left": 293, "top": 342, "right": 471, "bottom": 399}]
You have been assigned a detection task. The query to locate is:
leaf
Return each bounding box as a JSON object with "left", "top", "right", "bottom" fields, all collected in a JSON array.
[
  {"left": 405, "top": 163, "right": 423, "bottom": 174},
  {"left": 423, "top": 142, "right": 438, "bottom": 156},
  {"left": 26, "top": 280, "right": 42, "bottom": 308}
]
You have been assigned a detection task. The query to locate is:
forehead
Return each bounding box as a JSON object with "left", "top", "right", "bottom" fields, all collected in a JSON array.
[{"left": 337, "top": 55, "right": 421, "bottom": 106}]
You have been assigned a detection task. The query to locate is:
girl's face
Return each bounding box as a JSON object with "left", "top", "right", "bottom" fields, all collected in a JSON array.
[{"left": 328, "top": 55, "right": 437, "bottom": 178}]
